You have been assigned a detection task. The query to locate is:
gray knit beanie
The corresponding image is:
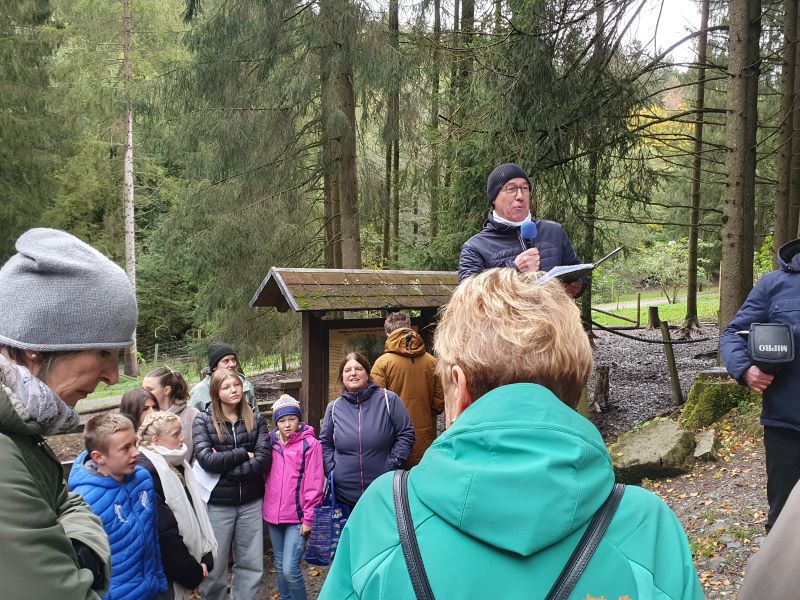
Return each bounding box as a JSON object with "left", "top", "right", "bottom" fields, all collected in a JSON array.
[
  {"left": 486, "top": 163, "right": 531, "bottom": 205},
  {"left": 0, "top": 228, "right": 138, "bottom": 351}
]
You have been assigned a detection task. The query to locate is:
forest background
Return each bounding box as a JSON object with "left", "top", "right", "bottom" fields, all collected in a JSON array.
[{"left": 1, "top": 0, "right": 790, "bottom": 374}]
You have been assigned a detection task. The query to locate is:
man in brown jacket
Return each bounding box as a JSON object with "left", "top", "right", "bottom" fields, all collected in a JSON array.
[{"left": 371, "top": 312, "right": 444, "bottom": 467}]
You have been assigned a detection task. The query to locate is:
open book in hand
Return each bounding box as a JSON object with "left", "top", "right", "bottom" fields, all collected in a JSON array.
[{"left": 536, "top": 246, "right": 624, "bottom": 284}]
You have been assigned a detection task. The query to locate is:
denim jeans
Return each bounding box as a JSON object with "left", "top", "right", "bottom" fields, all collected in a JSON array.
[
  {"left": 267, "top": 523, "right": 308, "bottom": 600},
  {"left": 201, "top": 498, "right": 264, "bottom": 600}
]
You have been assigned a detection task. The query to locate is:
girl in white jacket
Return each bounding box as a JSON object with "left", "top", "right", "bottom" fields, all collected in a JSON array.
[{"left": 137, "top": 412, "right": 217, "bottom": 599}]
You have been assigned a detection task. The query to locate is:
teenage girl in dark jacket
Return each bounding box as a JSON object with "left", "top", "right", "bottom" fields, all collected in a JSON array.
[{"left": 193, "top": 369, "right": 271, "bottom": 600}]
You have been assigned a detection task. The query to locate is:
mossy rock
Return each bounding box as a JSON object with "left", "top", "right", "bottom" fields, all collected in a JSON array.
[
  {"left": 609, "top": 418, "right": 695, "bottom": 484},
  {"left": 680, "top": 376, "right": 760, "bottom": 431}
]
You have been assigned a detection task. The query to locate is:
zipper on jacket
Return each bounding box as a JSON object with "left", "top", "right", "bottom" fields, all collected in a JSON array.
[
  {"left": 358, "top": 401, "right": 365, "bottom": 494},
  {"left": 232, "top": 422, "right": 243, "bottom": 505},
  {"left": 517, "top": 230, "right": 526, "bottom": 253},
  {"left": 124, "top": 484, "right": 151, "bottom": 583}
]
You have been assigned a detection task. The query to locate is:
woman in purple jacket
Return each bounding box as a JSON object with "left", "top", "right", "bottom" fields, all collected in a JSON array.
[{"left": 320, "top": 352, "right": 415, "bottom": 511}]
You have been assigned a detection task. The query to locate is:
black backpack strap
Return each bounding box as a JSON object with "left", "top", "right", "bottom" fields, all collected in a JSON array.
[
  {"left": 545, "top": 482, "right": 626, "bottom": 600},
  {"left": 393, "top": 469, "right": 436, "bottom": 600}
]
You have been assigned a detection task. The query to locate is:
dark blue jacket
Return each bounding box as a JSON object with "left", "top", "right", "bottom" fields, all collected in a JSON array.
[
  {"left": 721, "top": 239, "right": 800, "bottom": 431},
  {"left": 68, "top": 452, "right": 168, "bottom": 600},
  {"left": 458, "top": 212, "right": 585, "bottom": 293},
  {"left": 320, "top": 383, "right": 415, "bottom": 506}
]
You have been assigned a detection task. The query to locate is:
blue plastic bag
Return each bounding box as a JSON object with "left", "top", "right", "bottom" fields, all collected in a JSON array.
[{"left": 304, "top": 473, "right": 348, "bottom": 566}]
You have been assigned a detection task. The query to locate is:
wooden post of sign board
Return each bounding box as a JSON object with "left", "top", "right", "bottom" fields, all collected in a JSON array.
[
  {"left": 418, "top": 308, "right": 438, "bottom": 350},
  {"left": 301, "top": 312, "right": 326, "bottom": 432}
]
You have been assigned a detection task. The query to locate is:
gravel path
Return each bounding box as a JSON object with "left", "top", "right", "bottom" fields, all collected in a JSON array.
[{"left": 588, "top": 323, "right": 719, "bottom": 440}]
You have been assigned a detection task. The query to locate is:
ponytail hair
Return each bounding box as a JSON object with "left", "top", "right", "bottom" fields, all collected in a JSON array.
[{"left": 146, "top": 366, "right": 190, "bottom": 404}]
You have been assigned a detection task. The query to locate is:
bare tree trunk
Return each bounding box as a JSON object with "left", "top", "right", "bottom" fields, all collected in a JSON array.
[
  {"left": 429, "top": 0, "right": 441, "bottom": 240},
  {"left": 389, "top": 0, "right": 400, "bottom": 264},
  {"left": 391, "top": 139, "right": 399, "bottom": 262},
  {"left": 321, "top": 0, "right": 360, "bottom": 268},
  {"left": 580, "top": 2, "right": 604, "bottom": 333},
  {"left": 719, "top": 0, "right": 761, "bottom": 332},
  {"left": 383, "top": 142, "right": 391, "bottom": 263},
  {"left": 456, "top": 0, "right": 475, "bottom": 98},
  {"left": 320, "top": 42, "right": 342, "bottom": 269},
  {"left": 122, "top": 0, "right": 138, "bottom": 377},
  {"left": 793, "top": 11, "right": 800, "bottom": 237},
  {"left": 685, "top": 0, "right": 710, "bottom": 332},
  {"left": 774, "top": 0, "right": 799, "bottom": 260},
  {"left": 337, "top": 62, "right": 361, "bottom": 268}
]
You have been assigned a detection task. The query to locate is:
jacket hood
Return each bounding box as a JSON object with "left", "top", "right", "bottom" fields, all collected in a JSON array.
[
  {"left": 0, "top": 355, "right": 79, "bottom": 436},
  {"left": 69, "top": 450, "right": 138, "bottom": 489},
  {"left": 341, "top": 382, "right": 379, "bottom": 404},
  {"left": 384, "top": 327, "right": 426, "bottom": 358},
  {"left": 0, "top": 385, "right": 39, "bottom": 436},
  {"left": 411, "top": 383, "right": 614, "bottom": 557},
  {"left": 778, "top": 238, "right": 800, "bottom": 272},
  {"left": 270, "top": 423, "right": 317, "bottom": 445}
]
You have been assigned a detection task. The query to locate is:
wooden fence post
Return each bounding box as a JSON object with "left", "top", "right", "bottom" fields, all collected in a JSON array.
[
  {"left": 660, "top": 321, "right": 683, "bottom": 405},
  {"left": 636, "top": 293, "right": 641, "bottom": 327}
]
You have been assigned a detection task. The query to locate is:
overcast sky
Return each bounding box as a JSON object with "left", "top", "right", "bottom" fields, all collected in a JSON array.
[{"left": 627, "top": 0, "right": 702, "bottom": 66}]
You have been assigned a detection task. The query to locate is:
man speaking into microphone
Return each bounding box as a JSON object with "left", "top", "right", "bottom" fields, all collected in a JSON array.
[{"left": 458, "top": 162, "right": 585, "bottom": 298}]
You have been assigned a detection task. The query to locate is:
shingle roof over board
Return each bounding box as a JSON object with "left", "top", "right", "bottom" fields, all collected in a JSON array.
[{"left": 250, "top": 268, "right": 459, "bottom": 312}]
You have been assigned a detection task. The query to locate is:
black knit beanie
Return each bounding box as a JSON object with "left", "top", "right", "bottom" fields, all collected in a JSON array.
[
  {"left": 486, "top": 163, "right": 530, "bottom": 205},
  {"left": 207, "top": 341, "right": 237, "bottom": 371}
]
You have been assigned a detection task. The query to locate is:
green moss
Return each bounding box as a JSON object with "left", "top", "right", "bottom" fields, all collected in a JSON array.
[{"left": 680, "top": 378, "right": 760, "bottom": 430}]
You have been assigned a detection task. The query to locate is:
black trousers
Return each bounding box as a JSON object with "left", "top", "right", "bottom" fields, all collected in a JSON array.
[{"left": 764, "top": 425, "right": 800, "bottom": 531}]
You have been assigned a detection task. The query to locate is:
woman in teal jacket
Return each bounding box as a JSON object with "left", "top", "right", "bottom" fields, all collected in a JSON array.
[{"left": 320, "top": 268, "right": 702, "bottom": 600}]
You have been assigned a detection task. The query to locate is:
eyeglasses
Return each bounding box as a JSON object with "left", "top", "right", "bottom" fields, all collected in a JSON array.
[{"left": 502, "top": 184, "right": 531, "bottom": 196}]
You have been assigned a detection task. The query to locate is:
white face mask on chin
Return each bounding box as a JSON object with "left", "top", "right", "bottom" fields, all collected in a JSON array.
[
  {"left": 153, "top": 443, "right": 189, "bottom": 465},
  {"left": 492, "top": 210, "right": 532, "bottom": 228}
]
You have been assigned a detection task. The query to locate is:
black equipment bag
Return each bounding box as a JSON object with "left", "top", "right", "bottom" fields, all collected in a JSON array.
[{"left": 747, "top": 323, "right": 795, "bottom": 374}]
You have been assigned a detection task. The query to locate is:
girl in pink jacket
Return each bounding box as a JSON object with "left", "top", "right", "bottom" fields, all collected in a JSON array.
[{"left": 263, "top": 395, "right": 324, "bottom": 600}]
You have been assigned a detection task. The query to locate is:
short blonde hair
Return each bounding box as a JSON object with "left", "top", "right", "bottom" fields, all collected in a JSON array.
[
  {"left": 84, "top": 413, "right": 135, "bottom": 455},
  {"left": 138, "top": 411, "right": 181, "bottom": 448},
  {"left": 434, "top": 268, "right": 591, "bottom": 408}
]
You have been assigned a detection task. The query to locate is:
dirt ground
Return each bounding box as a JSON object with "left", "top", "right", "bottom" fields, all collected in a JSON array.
[{"left": 47, "top": 323, "right": 767, "bottom": 598}]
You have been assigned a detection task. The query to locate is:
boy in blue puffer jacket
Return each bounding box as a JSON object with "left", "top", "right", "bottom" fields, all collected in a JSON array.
[{"left": 69, "top": 413, "right": 167, "bottom": 600}]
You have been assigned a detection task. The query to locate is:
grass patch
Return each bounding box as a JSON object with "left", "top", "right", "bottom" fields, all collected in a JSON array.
[
  {"left": 86, "top": 362, "right": 201, "bottom": 400},
  {"left": 594, "top": 288, "right": 666, "bottom": 304},
  {"left": 592, "top": 294, "right": 719, "bottom": 327},
  {"left": 242, "top": 353, "right": 301, "bottom": 374}
]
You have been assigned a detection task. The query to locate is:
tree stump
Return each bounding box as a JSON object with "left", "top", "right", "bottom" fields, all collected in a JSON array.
[
  {"left": 592, "top": 365, "right": 610, "bottom": 412},
  {"left": 647, "top": 305, "right": 661, "bottom": 329}
]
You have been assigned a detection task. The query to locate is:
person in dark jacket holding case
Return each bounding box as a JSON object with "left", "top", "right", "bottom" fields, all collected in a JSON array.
[
  {"left": 721, "top": 238, "right": 800, "bottom": 531},
  {"left": 320, "top": 352, "right": 414, "bottom": 511},
  {"left": 458, "top": 162, "right": 585, "bottom": 297},
  {"left": 193, "top": 368, "right": 271, "bottom": 600}
]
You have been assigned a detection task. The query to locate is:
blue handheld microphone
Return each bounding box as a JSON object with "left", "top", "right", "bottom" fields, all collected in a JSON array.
[{"left": 520, "top": 220, "right": 537, "bottom": 250}]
